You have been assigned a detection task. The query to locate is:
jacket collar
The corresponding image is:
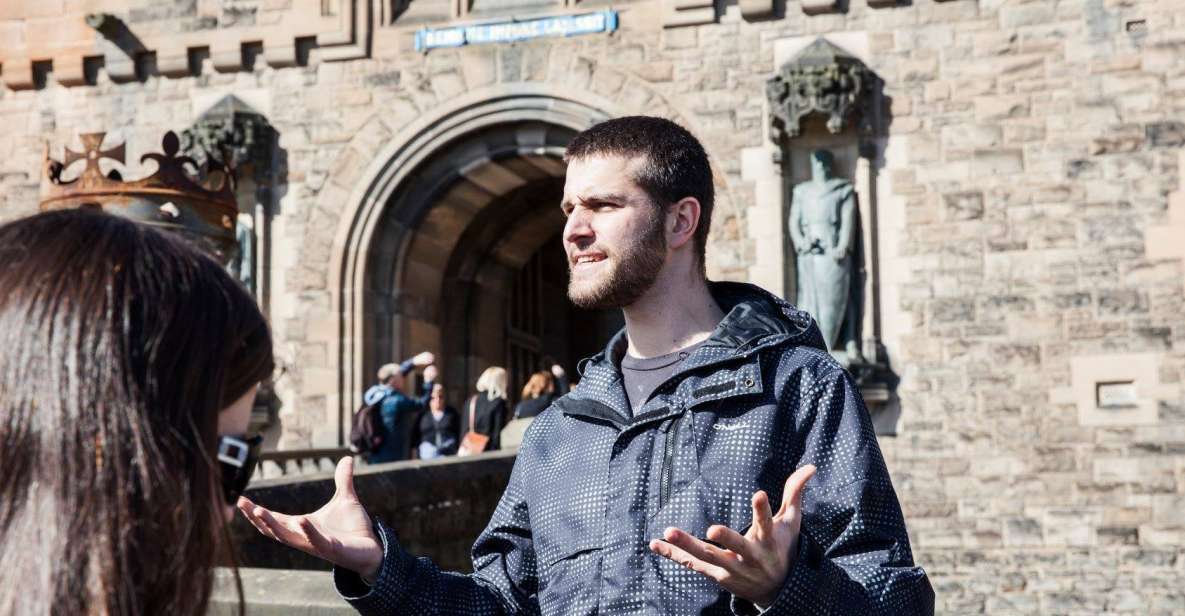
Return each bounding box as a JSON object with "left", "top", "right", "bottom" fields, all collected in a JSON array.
[{"left": 561, "top": 281, "right": 826, "bottom": 429}]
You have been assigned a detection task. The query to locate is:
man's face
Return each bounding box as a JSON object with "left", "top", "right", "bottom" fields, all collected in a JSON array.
[
  {"left": 386, "top": 372, "right": 404, "bottom": 392},
  {"left": 561, "top": 155, "right": 667, "bottom": 310},
  {"left": 429, "top": 384, "right": 445, "bottom": 411},
  {"left": 810, "top": 153, "right": 833, "bottom": 179}
]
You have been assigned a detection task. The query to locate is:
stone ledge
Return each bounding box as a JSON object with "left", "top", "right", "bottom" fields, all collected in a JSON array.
[
  {"left": 231, "top": 450, "right": 518, "bottom": 571},
  {"left": 209, "top": 567, "right": 355, "bottom": 616}
]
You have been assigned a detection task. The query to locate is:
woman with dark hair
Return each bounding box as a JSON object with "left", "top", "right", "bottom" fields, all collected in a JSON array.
[
  {"left": 411, "top": 383, "right": 460, "bottom": 459},
  {"left": 0, "top": 208, "right": 275, "bottom": 615}
]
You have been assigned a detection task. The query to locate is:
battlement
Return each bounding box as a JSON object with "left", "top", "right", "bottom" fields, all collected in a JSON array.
[
  {"left": 0, "top": 0, "right": 369, "bottom": 89},
  {"left": 0, "top": 0, "right": 930, "bottom": 91}
]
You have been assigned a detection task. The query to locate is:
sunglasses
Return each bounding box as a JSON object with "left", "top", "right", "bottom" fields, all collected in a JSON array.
[{"left": 218, "top": 434, "right": 263, "bottom": 505}]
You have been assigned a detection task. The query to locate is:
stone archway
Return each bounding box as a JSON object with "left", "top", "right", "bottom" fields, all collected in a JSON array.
[
  {"left": 382, "top": 120, "right": 622, "bottom": 407},
  {"left": 326, "top": 87, "right": 625, "bottom": 440},
  {"left": 286, "top": 71, "right": 742, "bottom": 447}
]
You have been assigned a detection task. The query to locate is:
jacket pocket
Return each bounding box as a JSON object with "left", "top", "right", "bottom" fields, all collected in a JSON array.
[{"left": 539, "top": 546, "right": 604, "bottom": 614}]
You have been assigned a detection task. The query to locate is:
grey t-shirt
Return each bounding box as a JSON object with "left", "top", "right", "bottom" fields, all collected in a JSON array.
[{"left": 620, "top": 340, "right": 706, "bottom": 414}]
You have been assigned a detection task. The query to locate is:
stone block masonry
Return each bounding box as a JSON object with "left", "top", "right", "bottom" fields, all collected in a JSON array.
[{"left": 3, "top": 0, "right": 1185, "bottom": 613}]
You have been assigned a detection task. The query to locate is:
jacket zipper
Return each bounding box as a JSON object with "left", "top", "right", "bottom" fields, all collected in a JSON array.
[{"left": 659, "top": 413, "right": 684, "bottom": 510}]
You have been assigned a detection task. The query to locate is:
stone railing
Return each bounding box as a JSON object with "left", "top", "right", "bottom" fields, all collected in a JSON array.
[
  {"left": 208, "top": 568, "right": 354, "bottom": 616},
  {"left": 256, "top": 447, "right": 352, "bottom": 479},
  {"left": 229, "top": 450, "right": 517, "bottom": 573}
]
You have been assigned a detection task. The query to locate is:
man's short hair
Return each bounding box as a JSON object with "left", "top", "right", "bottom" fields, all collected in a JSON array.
[
  {"left": 377, "top": 363, "right": 401, "bottom": 382},
  {"left": 564, "top": 116, "right": 714, "bottom": 273}
]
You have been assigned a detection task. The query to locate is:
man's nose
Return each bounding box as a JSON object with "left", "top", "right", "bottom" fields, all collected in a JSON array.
[{"left": 564, "top": 208, "right": 594, "bottom": 247}]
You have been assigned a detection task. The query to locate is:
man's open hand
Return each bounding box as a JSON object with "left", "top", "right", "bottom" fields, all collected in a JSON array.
[
  {"left": 649, "top": 465, "right": 817, "bottom": 608},
  {"left": 238, "top": 457, "right": 384, "bottom": 582}
]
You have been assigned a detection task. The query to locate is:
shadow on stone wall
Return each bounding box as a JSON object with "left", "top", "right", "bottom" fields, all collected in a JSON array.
[{"left": 229, "top": 450, "right": 517, "bottom": 573}]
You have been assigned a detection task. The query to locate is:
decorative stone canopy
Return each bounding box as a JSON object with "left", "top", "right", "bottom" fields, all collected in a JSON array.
[
  {"left": 180, "top": 96, "right": 278, "bottom": 185},
  {"left": 41, "top": 131, "right": 239, "bottom": 262},
  {"left": 766, "top": 38, "right": 875, "bottom": 141}
]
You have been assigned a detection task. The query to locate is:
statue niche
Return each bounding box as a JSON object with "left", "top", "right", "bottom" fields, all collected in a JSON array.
[
  {"left": 180, "top": 95, "right": 279, "bottom": 296},
  {"left": 789, "top": 149, "right": 864, "bottom": 362},
  {"left": 767, "top": 36, "right": 891, "bottom": 373},
  {"left": 768, "top": 36, "right": 897, "bottom": 430}
]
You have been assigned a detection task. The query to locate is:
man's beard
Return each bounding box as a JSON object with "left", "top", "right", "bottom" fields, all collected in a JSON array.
[{"left": 567, "top": 213, "right": 666, "bottom": 310}]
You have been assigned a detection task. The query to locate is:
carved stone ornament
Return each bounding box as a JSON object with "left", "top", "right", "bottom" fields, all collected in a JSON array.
[
  {"left": 180, "top": 95, "right": 277, "bottom": 185},
  {"left": 41, "top": 131, "right": 239, "bottom": 262},
  {"left": 766, "top": 38, "right": 873, "bottom": 142}
]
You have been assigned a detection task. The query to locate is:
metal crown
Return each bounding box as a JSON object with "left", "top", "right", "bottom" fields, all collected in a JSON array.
[{"left": 41, "top": 131, "right": 239, "bottom": 261}]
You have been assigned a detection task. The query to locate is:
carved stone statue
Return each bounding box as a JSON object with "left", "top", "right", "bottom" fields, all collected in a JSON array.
[
  {"left": 789, "top": 149, "right": 865, "bottom": 363},
  {"left": 228, "top": 212, "right": 255, "bottom": 293}
]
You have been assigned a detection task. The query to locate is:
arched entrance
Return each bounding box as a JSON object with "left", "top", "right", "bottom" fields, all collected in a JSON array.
[
  {"left": 331, "top": 91, "right": 627, "bottom": 432},
  {"left": 394, "top": 121, "right": 623, "bottom": 404}
]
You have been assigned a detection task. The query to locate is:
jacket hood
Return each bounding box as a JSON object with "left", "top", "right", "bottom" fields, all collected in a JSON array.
[{"left": 704, "top": 280, "right": 826, "bottom": 354}]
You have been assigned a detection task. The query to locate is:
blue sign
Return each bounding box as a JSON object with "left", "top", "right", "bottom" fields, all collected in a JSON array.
[{"left": 415, "top": 11, "right": 618, "bottom": 52}]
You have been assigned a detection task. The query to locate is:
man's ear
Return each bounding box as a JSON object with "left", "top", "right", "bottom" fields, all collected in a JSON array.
[{"left": 667, "top": 197, "right": 701, "bottom": 250}]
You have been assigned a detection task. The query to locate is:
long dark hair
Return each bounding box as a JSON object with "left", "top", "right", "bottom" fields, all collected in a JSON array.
[{"left": 0, "top": 209, "right": 274, "bottom": 615}]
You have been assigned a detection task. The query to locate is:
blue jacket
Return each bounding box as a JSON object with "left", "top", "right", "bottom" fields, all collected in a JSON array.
[
  {"left": 366, "top": 369, "right": 434, "bottom": 464},
  {"left": 336, "top": 282, "right": 934, "bottom": 614},
  {"left": 368, "top": 390, "right": 422, "bottom": 464},
  {"left": 363, "top": 358, "right": 428, "bottom": 407}
]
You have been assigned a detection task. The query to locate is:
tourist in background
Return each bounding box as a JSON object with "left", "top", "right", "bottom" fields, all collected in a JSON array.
[
  {"left": 502, "top": 368, "right": 559, "bottom": 449},
  {"left": 542, "top": 357, "right": 572, "bottom": 395},
  {"left": 412, "top": 383, "right": 460, "bottom": 459},
  {"left": 363, "top": 353, "right": 435, "bottom": 406},
  {"left": 460, "top": 366, "right": 509, "bottom": 452},
  {"left": 0, "top": 209, "right": 274, "bottom": 615},
  {"left": 514, "top": 371, "right": 557, "bottom": 419},
  {"left": 367, "top": 358, "right": 436, "bottom": 463}
]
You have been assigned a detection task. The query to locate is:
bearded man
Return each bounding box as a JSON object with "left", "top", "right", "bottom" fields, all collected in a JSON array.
[{"left": 239, "top": 116, "right": 935, "bottom": 615}]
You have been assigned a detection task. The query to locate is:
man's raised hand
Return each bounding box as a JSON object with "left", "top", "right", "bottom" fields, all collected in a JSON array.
[
  {"left": 648, "top": 465, "right": 817, "bottom": 609},
  {"left": 412, "top": 351, "right": 435, "bottom": 368},
  {"left": 238, "top": 457, "right": 384, "bottom": 582}
]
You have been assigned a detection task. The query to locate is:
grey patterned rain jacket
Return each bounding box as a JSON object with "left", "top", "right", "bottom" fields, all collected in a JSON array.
[{"left": 336, "top": 281, "right": 935, "bottom": 615}]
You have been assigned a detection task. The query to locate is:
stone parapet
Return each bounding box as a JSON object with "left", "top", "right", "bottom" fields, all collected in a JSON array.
[
  {"left": 209, "top": 567, "right": 356, "bottom": 616},
  {"left": 229, "top": 450, "right": 516, "bottom": 572}
]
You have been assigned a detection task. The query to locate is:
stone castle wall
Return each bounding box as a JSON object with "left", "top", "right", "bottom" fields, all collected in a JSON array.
[{"left": 3, "top": 0, "right": 1185, "bottom": 612}]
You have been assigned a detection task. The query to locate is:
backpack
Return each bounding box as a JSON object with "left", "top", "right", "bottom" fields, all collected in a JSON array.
[{"left": 349, "top": 398, "right": 385, "bottom": 457}]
